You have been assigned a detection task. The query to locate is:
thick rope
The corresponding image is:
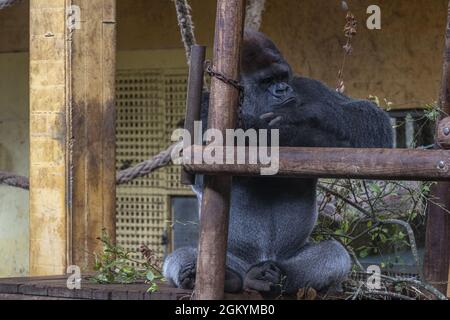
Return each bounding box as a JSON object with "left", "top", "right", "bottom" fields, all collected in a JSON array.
[
  {"left": 0, "top": 171, "right": 29, "bottom": 190},
  {"left": 116, "top": 143, "right": 178, "bottom": 185},
  {"left": 1, "top": 143, "right": 178, "bottom": 190},
  {"left": 173, "top": 0, "right": 197, "bottom": 64},
  {"left": 245, "top": 0, "right": 266, "bottom": 31}
]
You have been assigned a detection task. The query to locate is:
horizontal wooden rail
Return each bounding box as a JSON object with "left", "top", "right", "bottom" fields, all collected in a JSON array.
[{"left": 183, "top": 146, "right": 450, "bottom": 181}]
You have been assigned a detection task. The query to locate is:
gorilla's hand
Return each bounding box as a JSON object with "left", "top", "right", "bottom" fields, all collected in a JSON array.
[{"left": 257, "top": 101, "right": 354, "bottom": 148}]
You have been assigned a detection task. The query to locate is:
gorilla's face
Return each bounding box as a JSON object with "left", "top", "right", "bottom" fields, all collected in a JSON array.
[{"left": 239, "top": 30, "right": 298, "bottom": 130}]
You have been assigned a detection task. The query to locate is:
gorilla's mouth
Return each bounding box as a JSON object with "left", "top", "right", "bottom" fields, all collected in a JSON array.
[{"left": 277, "top": 97, "right": 297, "bottom": 108}]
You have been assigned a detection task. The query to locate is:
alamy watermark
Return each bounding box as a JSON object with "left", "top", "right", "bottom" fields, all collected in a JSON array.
[
  {"left": 67, "top": 5, "right": 81, "bottom": 31},
  {"left": 171, "top": 121, "right": 280, "bottom": 176},
  {"left": 367, "top": 5, "right": 381, "bottom": 30},
  {"left": 67, "top": 265, "right": 82, "bottom": 290},
  {"left": 366, "top": 265, "right": 382, "bottom": 290}
]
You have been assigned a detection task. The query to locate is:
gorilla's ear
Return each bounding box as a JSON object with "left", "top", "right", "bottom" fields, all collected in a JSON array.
[{"left": 241, "top": 29, "right": 287, "bottom": 75}]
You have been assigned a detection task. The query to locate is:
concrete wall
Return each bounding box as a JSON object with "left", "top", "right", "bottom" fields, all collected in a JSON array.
[{"left": 0, "top": 53, "right": 29, "bottom": 277}]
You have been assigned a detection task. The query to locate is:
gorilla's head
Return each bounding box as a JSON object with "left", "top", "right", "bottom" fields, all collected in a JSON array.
[{"left": 240, "top": 30, "right": 298, "bottom": 129}]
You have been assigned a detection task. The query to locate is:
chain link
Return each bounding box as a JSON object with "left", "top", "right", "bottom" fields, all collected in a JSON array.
[{"left": 204, "top": 60, "right": 244, "bottom": 127}]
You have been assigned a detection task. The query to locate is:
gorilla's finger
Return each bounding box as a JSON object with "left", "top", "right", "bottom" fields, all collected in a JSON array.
[
  {"left": 262, "top": 274, "right": 279, "bottom": 284},
  {"left": 269, "top": 116, "right": 283, "bottom": 126},
  {"left": 260, "top": 112, "right": 275, "bottom": 120},
  {"left": 262, "top": 270, "right": 281, "bottom": 283},
  {"left": 245, "top": 279, "right": 272, "bottom": 292}
]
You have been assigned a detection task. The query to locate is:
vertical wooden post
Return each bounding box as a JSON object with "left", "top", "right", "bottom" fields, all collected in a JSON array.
[
  {"left": 424, "top": 0, "right": 450, "bottom": 297},
  {"left": 194, "top": 0, "right": 246, "bottom": 300},
  {"left": 70, "top": 0, "right": 117, "bottom": 270},
  {"left": 29, "top": 0, "right": 116, "bottom": 275},
  {"left": 29, "top": 0, "right": 70, "bottom": 276}
]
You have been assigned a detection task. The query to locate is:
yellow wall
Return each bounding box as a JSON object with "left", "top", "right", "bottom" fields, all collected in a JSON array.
[
  {"left": 0, "top": 53, "right": 29, "bottom": 277},
  {"left": 1, "top": 0, "right": 448, "bottom": 106},
  {"left": 116, "top": 0, "right": 448, "bottom": 108}
]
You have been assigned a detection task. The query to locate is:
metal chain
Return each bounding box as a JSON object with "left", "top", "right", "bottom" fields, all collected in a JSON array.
[
  {"left": 204, "top": 60, "right": 245, "bottom": 127},
  {"left": 204, "top": 60, "right": 242, "bottom": 91}
]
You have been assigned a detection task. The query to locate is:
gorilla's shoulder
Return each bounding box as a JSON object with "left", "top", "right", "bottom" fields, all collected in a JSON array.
[{"left": 292, "top": 76, "right": 351, "bottom": 105}]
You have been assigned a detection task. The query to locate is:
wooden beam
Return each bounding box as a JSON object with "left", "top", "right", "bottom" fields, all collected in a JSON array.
[
  {"left": 70, "top": 0, "right": 117, "bottom": 270},
  {"left": 29, "top": 0, "right": 116, "bottom": 275},
  {"left": 184, "top": 147, "right": 450, "bottom": 181},
  {"left": 424, "top": 0, "right": 450, "bottom": 297},
  {"left": 194, "top": 0, "right": 245, "bottom": 300}
]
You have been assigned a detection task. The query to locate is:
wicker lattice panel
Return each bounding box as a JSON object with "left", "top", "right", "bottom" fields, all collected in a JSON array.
[
  {"left": 116, "top": 69, "right": 192, "bottom": 262},
  {"left": 164, "top": 71, "right": 189, "bottom": 192}
]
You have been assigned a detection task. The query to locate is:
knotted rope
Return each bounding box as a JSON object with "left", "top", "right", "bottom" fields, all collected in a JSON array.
[
  {"left": 173, "top": 0, "right": 197, "bottom": 64},
  {"left": 0, "top": 171, "right": 29, "bottom": 190},
  {"left": 116, "top": 143, "right": 178, "bottom": 185}
]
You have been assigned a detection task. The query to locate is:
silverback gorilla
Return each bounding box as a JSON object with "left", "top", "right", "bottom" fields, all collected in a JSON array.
[{"left": 163, "top": 30, "right": 393, "bottom": 296}]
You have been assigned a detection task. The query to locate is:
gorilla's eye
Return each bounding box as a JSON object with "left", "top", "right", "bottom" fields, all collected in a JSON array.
[
  {"left": 275, "top": 71, "right": 290, "bottom": 82},
  {"left": 260, "top": 76, "right": 273, "bottom": 84}
]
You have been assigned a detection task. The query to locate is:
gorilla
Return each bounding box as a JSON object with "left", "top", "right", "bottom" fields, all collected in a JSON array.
[{"left": 163, "top": 30, "right": 393, "bottom": 297}]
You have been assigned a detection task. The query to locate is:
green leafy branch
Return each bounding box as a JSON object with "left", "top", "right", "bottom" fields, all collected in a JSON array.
[{"left": 91, "top": 230, "right": 165, "bottom": 293}]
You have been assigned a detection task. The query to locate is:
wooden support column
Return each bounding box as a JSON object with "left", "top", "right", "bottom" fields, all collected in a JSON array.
[
  {"left": 424, "top": 0, "right": 450, "bottom": 297},
  {"left": 30, "top": 0, "right": 70, "bottom": 276},
  {"left": 70, "top": 0, "right": 117, "bottom": 271},
  {"left": 194, "top": 0, "right": 245, "bottom": 300},
  {"left": 29, "top": 0, "right": 116, "bottom": 275}
]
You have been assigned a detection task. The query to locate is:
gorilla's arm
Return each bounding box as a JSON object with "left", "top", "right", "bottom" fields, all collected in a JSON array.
[{"left": 259, "top": 77, "right": 393, "bottom": 148}]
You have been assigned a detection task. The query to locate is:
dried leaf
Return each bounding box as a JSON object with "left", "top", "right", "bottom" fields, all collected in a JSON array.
[{"left": 343, "top": 43, "right": 353, "bottom": 54}]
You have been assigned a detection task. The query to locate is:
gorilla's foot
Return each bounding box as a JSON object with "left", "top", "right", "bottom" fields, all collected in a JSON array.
[
  {"left": 224, "top": 268, "right": 244, "bottom": 293},
  {"left": 180, "top": 265, "right": 243, "bottom": 293},
  {"left": 244, "top": 261, "right": 285, "bottom": 297},
  {"left": 178, "top": 262, "right": 196, "bottom": 290}
]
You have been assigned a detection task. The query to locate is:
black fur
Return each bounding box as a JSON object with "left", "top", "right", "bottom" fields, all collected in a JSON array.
[{"left": 163, "top": 30, "right": 393, "bottom": 296}]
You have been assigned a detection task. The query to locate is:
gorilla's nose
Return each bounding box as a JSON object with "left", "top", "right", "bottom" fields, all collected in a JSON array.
[{"left": 275, "top": 83, "right": 288, "bottom": 94}]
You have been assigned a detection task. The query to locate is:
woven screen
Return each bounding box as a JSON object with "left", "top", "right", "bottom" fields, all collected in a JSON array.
[{"left": 115, "top": 68, "right": 193, "bottom": 264}]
